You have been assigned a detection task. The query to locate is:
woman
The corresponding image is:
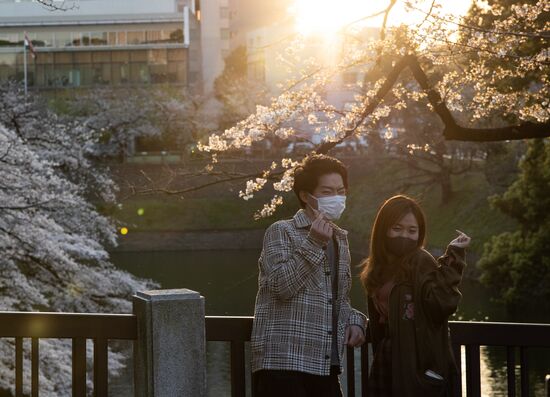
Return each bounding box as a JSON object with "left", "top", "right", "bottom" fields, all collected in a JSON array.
[{"left": 359, "top": 195, "right": 470, "bottom": 397}]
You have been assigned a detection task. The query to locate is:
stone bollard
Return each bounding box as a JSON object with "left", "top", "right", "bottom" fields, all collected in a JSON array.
[{"left": 133, "top": 289, "right": 206, "bottom": 397}]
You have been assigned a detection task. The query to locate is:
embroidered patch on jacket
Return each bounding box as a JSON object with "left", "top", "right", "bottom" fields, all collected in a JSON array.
[{"left": 403, "top": 294, "right": 414, "bottom": 320}]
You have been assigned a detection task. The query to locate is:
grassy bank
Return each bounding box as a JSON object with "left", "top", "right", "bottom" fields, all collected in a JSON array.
[
  {"left": 344, "top": 165, "right": 517, "bottom": 253},
  {"left": 111, "top": 160, "right": 516, "bottom": 255}
]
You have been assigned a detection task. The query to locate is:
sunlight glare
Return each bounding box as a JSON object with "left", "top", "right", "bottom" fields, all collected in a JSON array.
[
  {"left": 290, "top": 0, "right": 474, "bottom": 36},
  {"left": 290, "top": 0, "right": 383, "bottom": 36}
]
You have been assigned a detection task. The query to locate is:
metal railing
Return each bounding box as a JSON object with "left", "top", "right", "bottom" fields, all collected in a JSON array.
[
  {"left": 1, "top": 312, "right": 549, "bottom": 397},
  {"left": 0, "top": 311, "right": 136, "bottom": 397},
  {"left": 204, "top": 318, "right": 550, "bottom": 397}
]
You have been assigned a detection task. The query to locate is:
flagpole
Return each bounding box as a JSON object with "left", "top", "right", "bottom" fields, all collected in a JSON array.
[{"left": 23, "top": 34, "right": 28, "bottom": 97}]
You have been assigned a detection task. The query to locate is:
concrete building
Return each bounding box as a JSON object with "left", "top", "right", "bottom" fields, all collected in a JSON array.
[
  {"left": 0, "top": 0, "right": 201, "bottom": 89},
  {"left": 246, "top": 23, "right": 379, "bottom": 149},
  {"left": 247, "top": 23, "right": 379, "bottom": 104},
  {"left": 200, "top": 0, "right": 291, "bottom": 92},
  {"left": 199, "top": 0, "right": 232, "bottom": 92}
]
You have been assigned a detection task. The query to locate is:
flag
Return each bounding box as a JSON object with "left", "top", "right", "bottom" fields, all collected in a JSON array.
[{"left": 24, "top": 32, "right": 36, "bottom": 59}]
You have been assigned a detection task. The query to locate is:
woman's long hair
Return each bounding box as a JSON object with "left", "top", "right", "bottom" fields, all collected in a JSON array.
[{"left": 359, "top": 195, "right": 427, "bottom": 296}]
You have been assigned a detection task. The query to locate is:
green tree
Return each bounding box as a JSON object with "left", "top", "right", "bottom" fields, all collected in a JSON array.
[
  {"left": 478, "top": 139, "right": 550, "bottom": 317},
  {"left": 213, "top": 46, "right": 267, "bottom": 131}
]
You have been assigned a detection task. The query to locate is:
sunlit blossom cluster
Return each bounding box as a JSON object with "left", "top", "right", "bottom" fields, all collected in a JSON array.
[{"left": 254, "top": 195, "right": 284, "bottom": 220}]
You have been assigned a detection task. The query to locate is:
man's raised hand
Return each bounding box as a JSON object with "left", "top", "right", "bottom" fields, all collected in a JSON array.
[{"left": 309, "top": 211, "right": 333, "bottom": 243}]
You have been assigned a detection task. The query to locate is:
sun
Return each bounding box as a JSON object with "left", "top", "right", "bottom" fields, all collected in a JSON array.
[
  {"left": 289, "top": 0, "right": 474, "bottom": 36},
  {"left": 290, "top": 0, "right": 383, "bottom": 36}
]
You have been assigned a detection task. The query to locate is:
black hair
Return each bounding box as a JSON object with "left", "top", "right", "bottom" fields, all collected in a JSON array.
[
  {"left": 292, "top": 154, "right": 348, "bottom": 208},
  {"left": 360, "top": 195, "right": 426, "bottom": 295}
]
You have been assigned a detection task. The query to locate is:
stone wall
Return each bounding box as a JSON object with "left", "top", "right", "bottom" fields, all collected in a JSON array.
[{"left": 114, "top": 228, "right": 266, "bottom": 252}]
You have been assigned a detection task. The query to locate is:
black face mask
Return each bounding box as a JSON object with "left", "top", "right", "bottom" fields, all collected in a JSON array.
[{"left": 386, "top": 236, "right": 418, "bottom": 257}]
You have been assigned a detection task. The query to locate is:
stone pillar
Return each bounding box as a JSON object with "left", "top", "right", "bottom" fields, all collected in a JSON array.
[{"left": 133, "top": 289, "right": 206, "bottom": 397}]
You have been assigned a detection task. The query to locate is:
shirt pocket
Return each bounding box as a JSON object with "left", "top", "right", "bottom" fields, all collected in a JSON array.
[{"left": 305, "top": 264, "right": 324, "bottom": 290}]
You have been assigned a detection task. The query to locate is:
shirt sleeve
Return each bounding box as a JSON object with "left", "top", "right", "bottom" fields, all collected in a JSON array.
[
  {"left": 420, "top": 246, "right": 466, "bottom": 324},
  {"left": 348, "top": 308, "right": 367, "bottom": 333},
  {"left": 261, "top": 221, "right": 326, "bottom": 300}
]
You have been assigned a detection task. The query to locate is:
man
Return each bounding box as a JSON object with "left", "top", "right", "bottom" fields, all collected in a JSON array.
[{"left": 251, "top": 154, "right": 367, "bottom": 397}]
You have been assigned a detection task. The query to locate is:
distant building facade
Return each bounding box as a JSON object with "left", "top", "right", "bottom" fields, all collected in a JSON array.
[
  {"left": 247, "top": 23, "right": 379, "bottom": 105},
  {"left": 200, "top": 0, "right": 233, "bottom": 92},
  {"left": 0, "top": 0, "right": 201, "bottom": 89},
  {"left": 246, "top": 23, "right": 380, "bottom": 148},
  {"left": 200, "top": 0, "right": 291, "bottom": 92}
]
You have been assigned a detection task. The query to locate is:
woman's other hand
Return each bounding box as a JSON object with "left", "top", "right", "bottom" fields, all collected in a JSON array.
[{"left": 449, "top": 229, "right": 471, "bottom": 248}]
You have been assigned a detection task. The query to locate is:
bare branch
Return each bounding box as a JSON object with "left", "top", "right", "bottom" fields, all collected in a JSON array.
[
  {"left": 120, "top": 168, "right": 285, "bottom": 199},
  {"left": 416, "top": 0, "right": 437, "bottom": 30},
  {"left": 317, "top": 55, "right": 412, "bottom": 154},
  {"left": 380, "top": 0, "right": 398, "bottom": 41},
  {"left": 35, "top": 0, "right": 78, "bottom": 11}
]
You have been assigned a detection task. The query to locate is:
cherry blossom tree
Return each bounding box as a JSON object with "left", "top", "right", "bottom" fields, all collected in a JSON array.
[
  {"left": 62, "top": 86, "right": 215, "bottom": 159},
  {"left": 193, "top": 0, "right": 549, "bottom": 217},
  {"left": 0, "top": 82, "right": 155, "bottom": 396}
]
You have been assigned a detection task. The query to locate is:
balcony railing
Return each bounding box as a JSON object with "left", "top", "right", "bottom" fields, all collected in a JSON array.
[{"left": 1, "top": 304, "right": 549, "bottom": 396}]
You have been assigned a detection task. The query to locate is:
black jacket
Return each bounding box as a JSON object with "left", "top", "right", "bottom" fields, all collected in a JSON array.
[{"left": 368, "top": 246, "right": 466, "bottom": 397}]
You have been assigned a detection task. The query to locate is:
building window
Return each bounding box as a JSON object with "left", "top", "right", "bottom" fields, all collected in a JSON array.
[
  {"left": 90, "top": 31, "right": 108, "bottom": 46},
  {"left": 0, "top": 33, "right": 20, "bottom": 47},
  {"left": 220, "top": 29, "right": 230, "bottom": 40},
  {"left": 55, "top": 32, "right": 72, "bottom": 47},
  {"left": 71, "top": 32, "right": 82, "bottom": 46},
  {"left": 220, "top": 7, "right": 229, "bottom": 19},
  {"left": 146, "top": 31, "right": 162, "bottom": 44},
  {"left": 117, "top": 32, "right": 127, "bottom": 45},
  {"left": 148, "top": 49, "right": 167, "bottom": 65},
  {"left": 34, "top": 32, "right": 53, "bottom": 47},
  {"left": 108, "top": 32, "right": 117, "bottom": 46},
  {"left": 168, "top": 29, "right": 183, "bottom": 43},
  {"left": 127, "top": 31, "right": 145, "bottom": 45},
  {"left": 81, "top": 33, "right": 91, "bottom": 46}
]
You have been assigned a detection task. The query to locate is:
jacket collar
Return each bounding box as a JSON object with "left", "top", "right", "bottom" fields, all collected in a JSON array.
[{"left": 293, "top": 209, "right": 348, "bottom": 237}]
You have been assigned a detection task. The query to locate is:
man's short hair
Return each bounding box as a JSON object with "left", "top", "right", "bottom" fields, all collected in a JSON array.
[{"left": 293, "top": 154, "right": 348, "bottom": 208}]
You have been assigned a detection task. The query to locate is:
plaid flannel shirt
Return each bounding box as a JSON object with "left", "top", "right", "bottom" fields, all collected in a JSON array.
[{"left": 251, "top": 209, "right": 367, "bottom": 376}]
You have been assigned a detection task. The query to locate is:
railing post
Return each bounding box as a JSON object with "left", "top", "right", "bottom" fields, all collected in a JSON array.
[{"left": 133, "top": 289, "right": 206, "bottom": 397}]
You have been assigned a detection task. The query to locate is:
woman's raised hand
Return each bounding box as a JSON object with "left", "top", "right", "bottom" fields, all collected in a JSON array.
[{"left": 449, "top": 229, "right": 471, "bottom": 248}]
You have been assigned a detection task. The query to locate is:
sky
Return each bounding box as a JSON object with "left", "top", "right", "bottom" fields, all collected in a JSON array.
[{"left": 289, "top": 0, "right": 475, "bottom": 35}]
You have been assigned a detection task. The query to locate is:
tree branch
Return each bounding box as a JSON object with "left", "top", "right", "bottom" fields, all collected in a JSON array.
[
  {"left": 314, "top": 53, "right": 548, "bottom": 156},
  {"left": 317, "top": 55, "right": 411, "bottom": 154},
  {"left": 406, "top": 55, "right": 550, "bottom": 141},
  {"left": 35, "top": 0, "right": 78, "bottom": 11},
  {"left": 121, "top": 169, "right": 285, "bottom": 199}
]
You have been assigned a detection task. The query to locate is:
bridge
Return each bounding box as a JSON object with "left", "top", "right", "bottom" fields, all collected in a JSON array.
[{"left": 1, "top": 289, "right": 549, "bottom": 397}]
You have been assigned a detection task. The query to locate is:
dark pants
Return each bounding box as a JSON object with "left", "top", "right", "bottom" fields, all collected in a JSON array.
[{"left": 253, "top": 367, "right": 343, "bottom": 397}]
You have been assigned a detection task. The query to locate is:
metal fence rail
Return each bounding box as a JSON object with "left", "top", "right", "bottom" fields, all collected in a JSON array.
[
  {"left": 203, "top": 317, "right": 550, "bottom": 397},
  {"left": 0, "top": 311, "right": 136, "bottom": 397},
  {"left": 1, "top": 312, "right": 549, "bottom": 397}
]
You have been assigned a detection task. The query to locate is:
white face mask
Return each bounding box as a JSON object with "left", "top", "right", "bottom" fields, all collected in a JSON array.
[{"left": 309, "top": 194, "right": 347, "bottom": 221}]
